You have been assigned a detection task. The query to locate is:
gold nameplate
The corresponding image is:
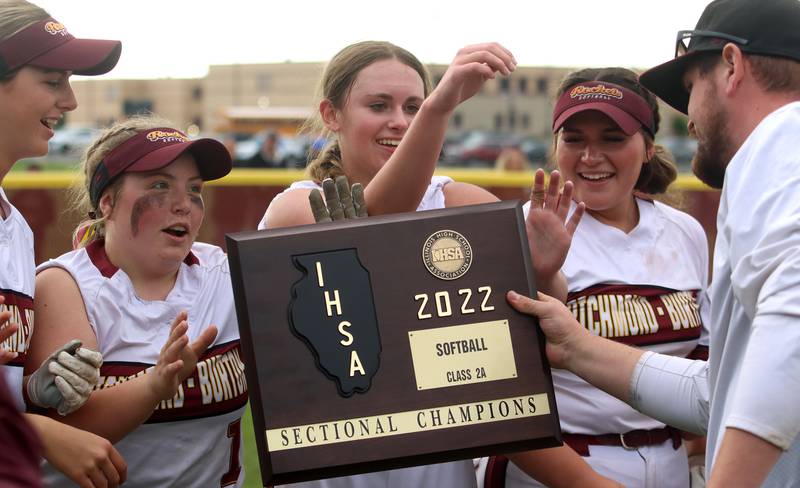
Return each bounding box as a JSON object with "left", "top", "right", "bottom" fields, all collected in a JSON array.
[
  {"left": 265, "top": 394, "right": 550, "bottom": 452},
  {"left": 408, "top": 320, "right": 517, "bottom": 390}
]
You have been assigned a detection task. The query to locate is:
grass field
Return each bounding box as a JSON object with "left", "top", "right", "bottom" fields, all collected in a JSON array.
[{"left": 242, "top": 405, "right": 265, "bottom": 487}]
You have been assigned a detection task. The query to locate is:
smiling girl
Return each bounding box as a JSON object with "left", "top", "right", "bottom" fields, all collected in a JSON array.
[
  {"left": 29, "top": 117, "right": 249, "bottom": 487},
  {"left": 261, "top": 40, "right": 582, "bottom": 303},
  {"left": 0, "top": 1, "right": 131, "bottom": 485},
  {"left": 259, "top": 40, "right": 585, "bottom": 488},
  {"left": 493, "top": 67, "right": 710, "bottom": 488}
]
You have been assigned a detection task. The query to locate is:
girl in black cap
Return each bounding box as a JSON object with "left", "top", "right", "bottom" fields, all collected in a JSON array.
[{"left": 0, "top": 0, "right": 126, "bottom": 486}]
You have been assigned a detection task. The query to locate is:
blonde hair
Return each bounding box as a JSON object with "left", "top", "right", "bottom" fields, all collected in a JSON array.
[
  {"left": 0, "top": 0, "right": 49, "bottom": 80},
  {"left": 70, "top": 115, "right": 174, "bottom": 248},
  {"left": 304, "top": 41, "right": 431, "bottom": 183}
]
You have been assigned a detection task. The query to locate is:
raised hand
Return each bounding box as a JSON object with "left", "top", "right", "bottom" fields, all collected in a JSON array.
[
  {"left": 309, "top": 176, "right": 368, "bottom": 223},
  {"left": 526, "top": 169, "right": 584, "bottom": 283},
  {"left": 425, "top": 43, "right": 516, "bottom": 115},
  {"left": 147, "top": 311, "right": 218, "bottom": 401}
]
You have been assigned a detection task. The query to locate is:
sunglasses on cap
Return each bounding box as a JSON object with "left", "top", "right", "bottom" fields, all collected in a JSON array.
[{"left": 675, "top": 29, "right": 750, "bottom": 58}]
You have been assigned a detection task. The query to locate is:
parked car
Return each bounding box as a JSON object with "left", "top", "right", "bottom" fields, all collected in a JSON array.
[
  {"left": 234, "top": 133, "right": 311, "bottom": 168},
  {"left": 48, "top": 127, "right": 101, "bottom": 157},
  {"left": 659, "top": 136, "right": 698, "bottom": 170},
  {"left": 519, "top": 136, "right": 549, "bottom": 167},
  {"left": 442, "top": 131, "right": 522, "bottom": 167}
]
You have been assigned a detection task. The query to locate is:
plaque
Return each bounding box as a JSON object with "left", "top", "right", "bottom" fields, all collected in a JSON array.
[{"left": 226, "top": 200, "right": 561, "bottom": 485}]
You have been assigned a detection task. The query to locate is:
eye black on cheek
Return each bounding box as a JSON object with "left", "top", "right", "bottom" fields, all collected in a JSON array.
[
  {"left": 190, "top": 195, "right": 204, "bottom": 210},
  {"left": 130, "top": 193, "right": 167, "bottom": 237}
]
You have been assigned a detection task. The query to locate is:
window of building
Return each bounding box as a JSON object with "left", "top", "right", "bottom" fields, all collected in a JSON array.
[
  {"left": 536, "top": 77, "right": 548, "bottom": 94},
  {"left": 191, "top": 86, "right": 203, "bottom": 100},
  {"left": 105, "top": 85, "right": 118, "bottom": 102},
  {"left": 518, "top": 78, "right": 528, "bottom": 94},
  {"left": 508, "top": 110, "right": 517, "bottom": 130},
  {"left": 123, "top": 99, "right": 153, "bottom": 116},
  {"left": 499, "top": 78, "right": 510, "bottom": 94},
  {"left": 522, "top": 113, "right": 530, "bottom": 129},
  {"left": 257, "top": 73, "right": 271, "bottom": 92},
  {"left": 494, "top": 113, "right": 503, "bottom": 130}
]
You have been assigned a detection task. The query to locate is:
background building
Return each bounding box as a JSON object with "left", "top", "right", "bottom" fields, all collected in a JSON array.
[{"left": 66, "top": 61, "right": 690, "bottom": 167}]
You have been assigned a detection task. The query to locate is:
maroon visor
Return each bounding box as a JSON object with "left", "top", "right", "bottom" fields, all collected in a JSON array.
[
  {"left": 89, "top": 128, "right": 232, "bottom": 207},
  {"left": 552, "top": 81, "right": 655, "bottom": 137},
  {"left": 0, "top": 18, "right": 121, "bottom": 76}
]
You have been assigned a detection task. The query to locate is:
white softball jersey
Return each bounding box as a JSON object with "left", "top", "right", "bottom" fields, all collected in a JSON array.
[
  {"left": 37, "top": 241, "right": 247, "bottom": 488},
  {"left": 0, "top": 187, "right": 36, "bottom": 411},
  {"left": 261, "top": 175, "right": 478, "bottom": 488},
  {"left": 504, "top": 197, "right": 710, "bottom": 488},
  {"left": 552, "top": 197, "right": 710, "bottom": 435}
]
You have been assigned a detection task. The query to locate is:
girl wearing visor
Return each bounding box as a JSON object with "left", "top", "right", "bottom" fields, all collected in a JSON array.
[
  {"left": 28, "top": 117, "right": 248, "bottom": 487},
  {"left": 260, "top": 41, "right": 584, "bottom": 488},
  {"left": 0, "top": 0, "right": 128, "bottom": 485},
  {"left": 489, "top": 68, "right": 710, "bottom": 488}
]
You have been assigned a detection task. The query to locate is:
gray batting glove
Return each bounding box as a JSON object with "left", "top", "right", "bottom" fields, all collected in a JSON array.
[
  {"left": 27, "top": 339, "right": 103, "bottom": 416},
  {"left": 308, "top": 176, "right": 368, "bottom": 223}
]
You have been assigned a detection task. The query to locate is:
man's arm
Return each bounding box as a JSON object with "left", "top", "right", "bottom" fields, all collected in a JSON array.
[
  {"left": 506, "top": 290, "right": 642, "bottom": 400},
  {"left": 506, "top": 291, "right": 710, "bottom": 432},
  {"left": 707, "top": 428, "right": 781, "bottom": 488}
]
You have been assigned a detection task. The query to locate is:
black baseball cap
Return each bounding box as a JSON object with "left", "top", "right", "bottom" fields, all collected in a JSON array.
[{"left": 640, "top": 0, "right": 800, "bottom": 114}]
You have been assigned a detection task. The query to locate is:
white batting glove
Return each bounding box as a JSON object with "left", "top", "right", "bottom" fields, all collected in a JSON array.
[{"left": 27, "top": 339, "right": 103, "bottom": 416}]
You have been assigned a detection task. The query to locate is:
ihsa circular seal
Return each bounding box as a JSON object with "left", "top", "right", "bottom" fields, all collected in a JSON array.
[{"left": 422, "top": 230, "right": 473, "bottom": 280}]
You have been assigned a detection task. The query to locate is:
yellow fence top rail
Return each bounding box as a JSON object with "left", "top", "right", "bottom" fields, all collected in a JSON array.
[{"left": 3, "top": 169, "right": 715, "bottom": 191}]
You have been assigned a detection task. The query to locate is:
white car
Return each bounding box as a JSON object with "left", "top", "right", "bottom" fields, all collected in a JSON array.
[{"left": 48, "top": 127, "right": 101, "bottom": 157}]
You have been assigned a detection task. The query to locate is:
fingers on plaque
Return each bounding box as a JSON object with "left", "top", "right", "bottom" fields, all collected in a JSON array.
[
  {"left": 351, "top": 183, "right": 368, "bottom": 217},
  {"left": 308, "top": 189, "right": 332, "bottom": 223},
  {"left": 322, "top": 178, "right": 345, "bottom": 220},
  {"left": 335, "top": 176, "right": 357, "bottom": 219}
]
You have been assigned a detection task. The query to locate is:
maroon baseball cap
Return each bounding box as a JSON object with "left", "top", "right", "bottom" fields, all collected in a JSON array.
[
  {"left": 89, "top": 128, "right": 232, "bottom": 207},
  {"left": 0, "top": 18, "right": 121, "bottom": 76},
  {"left": 552, "top": 81, "right": 655, "bottom": 137}
]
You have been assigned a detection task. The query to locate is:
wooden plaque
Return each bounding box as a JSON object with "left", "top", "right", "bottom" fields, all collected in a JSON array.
[{"left": 226, "top": 200, "right": 561, "bottom": 485}]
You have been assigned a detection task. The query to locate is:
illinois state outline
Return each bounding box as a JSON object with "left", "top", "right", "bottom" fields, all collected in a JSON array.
[{"left": 289, "top": 249, "right": 382, "bottom": 397}]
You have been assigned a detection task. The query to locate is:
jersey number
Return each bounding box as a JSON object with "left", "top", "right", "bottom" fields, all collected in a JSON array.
[{"left": 220, "top": 419, "right": 242, "bottom": 486}]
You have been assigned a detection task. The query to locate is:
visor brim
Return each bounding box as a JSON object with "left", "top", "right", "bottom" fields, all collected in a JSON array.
[
  {"left": 126, "top": 138, "right": 232, "bottom": 181},
  {"left": 30, "top": 38, "right": 121, "bottom": 76},
  {"left": 553, "top": 103, "right": 643, "bottom": 136}
]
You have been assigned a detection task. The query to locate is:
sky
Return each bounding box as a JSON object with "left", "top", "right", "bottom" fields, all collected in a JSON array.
[{"left": 35, "top": 1, "right": 709, "bottom": 80}]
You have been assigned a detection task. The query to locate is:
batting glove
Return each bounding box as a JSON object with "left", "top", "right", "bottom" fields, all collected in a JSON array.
[
  {"left": 309, "top": 176, "right": 368, "bottom": 223},
  {"left": 27, "top": 339, "right": 103, "bottom": 416}
]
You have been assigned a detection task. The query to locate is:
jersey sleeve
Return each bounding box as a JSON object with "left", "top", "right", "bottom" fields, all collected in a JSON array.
[{"left": 726, "top": 175, "right": 800, "bottom": 450}]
